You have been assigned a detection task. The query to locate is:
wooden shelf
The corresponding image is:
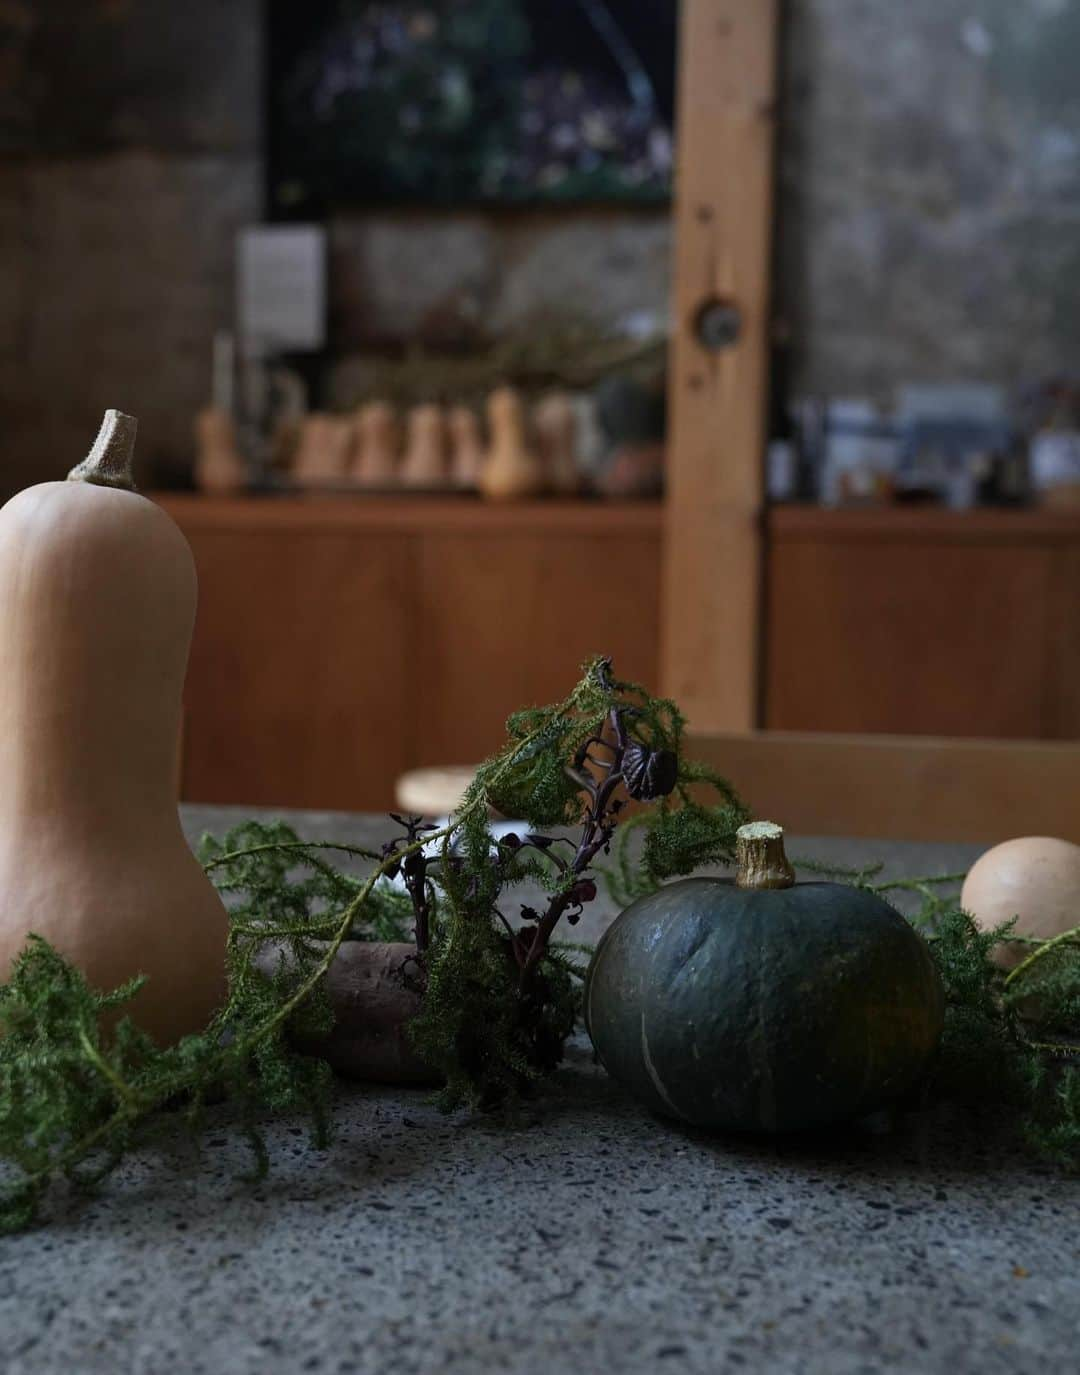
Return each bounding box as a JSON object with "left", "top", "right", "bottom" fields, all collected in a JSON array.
[
  {"left": 163, "top": 494, "right": 663, "bottom": 811},
  {"left": 154, "top": 494, "right": 664, "bottom": 538},
  {"left": 764, "top": 503, "right": 1080, "bottom": 740},
  {"left": 769, "top": 504, "right": 1080, "bottom": 544}
]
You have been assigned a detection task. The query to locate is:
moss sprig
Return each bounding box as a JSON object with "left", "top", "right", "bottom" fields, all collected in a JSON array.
[
  {"left": 0, "top": 818, "right": 447, "bottom": 1233},
  {"left": 404, "top": 656, "right": 747, "bottom": 1107},
  {"left": 872, "top": 881, "right": 1080, "bottom": 1167}
]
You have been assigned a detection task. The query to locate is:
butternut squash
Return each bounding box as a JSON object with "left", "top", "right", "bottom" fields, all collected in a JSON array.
[{"left": 0, "top": 411, "right": 227, "bottom": 1044}]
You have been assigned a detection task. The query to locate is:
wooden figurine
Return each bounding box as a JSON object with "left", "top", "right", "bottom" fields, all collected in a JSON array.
[
  {"left": 533, "top": 391, "right": 581, "bottom": 496},
  {"left": 352, "top": 402, "right": 400, "bottom": 486},
  {"left": 479, "top": 386, "right": 545, "bottom": 501},
  {"left": 448, "top": 405, "right": 484, "bottom": 489},
  {"left": 400, "top": 403, "right": 448, "bottom": 488},
  {"left": 290, "top": 414, "right": 354, "bottom": 486}
]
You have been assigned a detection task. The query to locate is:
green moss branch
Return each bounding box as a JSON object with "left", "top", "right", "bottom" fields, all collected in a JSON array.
[
  {"left": 869, "top": 873, "right": 967, "bottom": 896},
  {"left": 1, "top": 711, "right": 569, "bottom": 1229},
  {"left": 1004, "top": 926, "right": 1080, "bottom": 989},
  {"left": 202, "top": 839, "right": 384, "bottom": 873},
  {"left": 1, "top": 827, "right": 442, "bottom": 1227}
]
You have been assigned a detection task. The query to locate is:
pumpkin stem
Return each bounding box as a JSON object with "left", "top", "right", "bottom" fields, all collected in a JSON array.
[
  {"left": 67, "top": 410, "right": 139, "bottom": 491},
  {"left": 735, "top": 821, "right": 796, "bottom": 890}
]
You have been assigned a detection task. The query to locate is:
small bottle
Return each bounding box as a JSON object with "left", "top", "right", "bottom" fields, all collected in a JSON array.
[{"left": 194, "top": 330, "right": 247, "bottom": 494}]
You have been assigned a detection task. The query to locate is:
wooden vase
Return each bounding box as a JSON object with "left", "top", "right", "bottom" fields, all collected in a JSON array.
[
  {"left": 400, "top": 404, "right": 448, "bottom": 488},
  {"left": 291, "top": 414, "right": 354, "bottom": 486},
  {"left": 448, "top": 405, "right": 484, "bottom": 489},
  {"left": 479, "top": 386, "right": 545, "bottom": 501},
  {"left": 533, "top": 391, "right": 581, "bottom": 496},
  {"left": 352, "top": 401, "right": 400, "bottom": 486}
]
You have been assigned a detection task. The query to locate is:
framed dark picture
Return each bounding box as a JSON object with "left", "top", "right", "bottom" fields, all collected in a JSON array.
[{"left": 267, "top": 0, "right": 677, "bottom": 215}]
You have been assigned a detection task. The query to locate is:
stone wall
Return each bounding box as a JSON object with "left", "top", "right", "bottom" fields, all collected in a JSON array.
[
  {"left": 0, "top": 1, "right": 263, "bottom": 497},
  {"left": 328, "top": 209, "right": 671, "bottom": 354},
  {"left": 779, "top": 0, "right": 1080, "bottom": 399},
  {"left": 2, "top": 1, "right": 1078, "bottom": 497}
]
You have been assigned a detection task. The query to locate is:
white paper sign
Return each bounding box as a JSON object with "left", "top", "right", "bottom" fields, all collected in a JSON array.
[{"left": 237, "top": 225, "right": 326, "bottom": 354}]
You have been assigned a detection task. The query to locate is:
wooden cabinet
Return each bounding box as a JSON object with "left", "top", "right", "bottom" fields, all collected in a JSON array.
[
  {"left": 764, "top": 507, "right": 1080, "bottom": 740},
  {"left": 161, "top": 495, "right": 1079, "bottom": 814},
  {"left": 160, "top": 496, "right": 662, "bottom": 811}
]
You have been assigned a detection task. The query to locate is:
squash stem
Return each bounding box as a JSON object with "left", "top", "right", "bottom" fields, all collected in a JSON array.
[
  {"left": 736, "top": 821, "right": 796, "bottom": 890},
  {"left": 67, "top": 410, "right": 139, "bottom": 491}
]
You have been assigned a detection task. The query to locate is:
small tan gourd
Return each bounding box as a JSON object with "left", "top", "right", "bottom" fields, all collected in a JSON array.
[
  {"left": 961, "top": 836, "right": 1080, "bottom": 969},
  {"left": 400, "top": 403, "right": 448, "bottom": 487},
  {"left": 0, "top": 411, "right": 228, "bottom": 1045},
  {"left": 533, "top": 391, "right": 581, "bottom": 495},
  {"left": 447, "top": 405, "right": 484, "bottom": 489},
  {"left": 352, "top": 401, "right": 400, "bottom": 486},
  {"left": 479, "top": 386, "right": 545, "bottom": 501},
  {"left": 291, "top": 413, "right": 354, "bottom": 486}
]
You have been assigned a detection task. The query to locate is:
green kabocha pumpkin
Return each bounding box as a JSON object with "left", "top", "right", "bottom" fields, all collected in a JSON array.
[{"left": 585, "top": 822, "right": 944, "bottom": 1133}]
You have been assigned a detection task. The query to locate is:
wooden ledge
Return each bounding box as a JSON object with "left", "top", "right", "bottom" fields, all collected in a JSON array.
[
  {"left": 769, "top": 504, "right": 1080, "bottom": 544},
  {"left": 688, "top": 730, "right": 1080, "bottom": 845},
  {"left": 153, "top": 494, "right": 664, "bottom": 538}
]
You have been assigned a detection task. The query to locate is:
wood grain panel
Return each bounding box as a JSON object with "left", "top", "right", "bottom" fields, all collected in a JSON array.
[
  {"left": 769, "top": 505, "right": 1080, "bottom": 543},
  {"left": 690, "top": 730, "right": 1080, "bottom": 845},
  {"left": 414, "top": 530, "right": 662, "bottom": 768},
  {"left": 765, "top": 538, "right": 1054, "bottom": 738},
  {"left": 181, "top": 530, "right": 413, "bottom": 812},
  {"left": 157, "top": 494, "right": 663, "bottom": 537},
  {"left": 661, "top": 0, "right": 778, "bottom": 731},
  {"left": 1044, "top": 542, "right": 1080, "bottom": 739},
  {"left": 166, "top": 498, "right": 662, "bottom": 811}
]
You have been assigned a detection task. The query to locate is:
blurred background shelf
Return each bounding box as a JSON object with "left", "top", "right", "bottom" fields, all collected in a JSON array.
[
  {"left": 163, "top": 496, "right": 1080, "bottom": 811},
  {"left": 769, "top": 506, "right": 1080, "bottom": 542},
  {"left": 7, "top": 0, "right": 1079, "bottom": 823},
  {"left": 156, "top": 494, "right": 663, "bottom": 535},
  {"left": 159, "top": 495, "right": 662, "bottom": 811},
  {"left": 765, "top": 505, "right": 1080, "bottom": 740}
]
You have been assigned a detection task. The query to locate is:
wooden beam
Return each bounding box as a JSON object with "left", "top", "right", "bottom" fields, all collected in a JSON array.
[
  {"left": 689, "top": 730, "right": 1080, "bottom": 845},
  {"left": 661, "top": 0, "right": 779, "bottom": 732}
]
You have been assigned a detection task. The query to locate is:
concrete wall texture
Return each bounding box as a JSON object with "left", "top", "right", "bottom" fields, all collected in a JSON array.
[
  {"left": 0, "top": 1, "right": 263, "bottom": 494},
  {"left": 1, "top": 1, "right": 1078, "bottom": 496},
  {"left": 780, "top": 0, "right": 1080, "bottom": 399}
]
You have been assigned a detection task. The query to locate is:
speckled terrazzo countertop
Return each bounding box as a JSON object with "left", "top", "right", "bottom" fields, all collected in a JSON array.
[{"left": 2, "top": 807, "right": 1078, "bottom": 1375}]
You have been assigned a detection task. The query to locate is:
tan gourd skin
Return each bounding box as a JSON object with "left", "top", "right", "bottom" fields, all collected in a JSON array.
[
  {"left": 962, "top": 836, "right": 1080, "bottom": 970},
  {"left": 0, "top": 412, "right": 227, "bottom": 1045},
  {"left": 479, "top": 386, "right": 545, "bottom": 501}
]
